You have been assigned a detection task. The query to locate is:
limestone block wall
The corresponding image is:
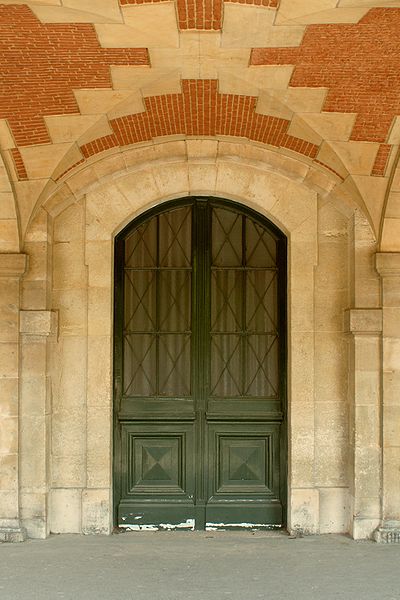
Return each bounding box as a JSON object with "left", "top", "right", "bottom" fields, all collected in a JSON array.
[
  {"left": 49, "top": 202, "right": 89, "bottom": 532},
  {"left": 313, "top": 199, "right": 351, "bottom": 534},
  {"left": 18, "top": 209, "right": 54, "bottom": 539},
  {"left": 375, "top": 253, "right": 400, "bottom": 543},
  {"left": 0, "top": 253, "right": 27, "bottom": 541},
  {"left": 11, "top": 144, "right": 385, "bottom": 539},
  {"left": 49, "top": 165, "right": 348, "bottom": 535}
]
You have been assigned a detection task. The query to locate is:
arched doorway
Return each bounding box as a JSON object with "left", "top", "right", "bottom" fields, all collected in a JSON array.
[{"left": 113, "top": 197, "right": 287, "bottom": 530}]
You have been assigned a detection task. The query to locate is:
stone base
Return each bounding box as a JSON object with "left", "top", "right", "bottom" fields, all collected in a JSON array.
[
  {"left": 352, "top": 517, "right": 380, "bottom": 540},
  {"left": 374, "top": 523, "right": 400, "bottom": 544},
  {"left": 0, "top": 527, "right": 27, "bottom": 543}
]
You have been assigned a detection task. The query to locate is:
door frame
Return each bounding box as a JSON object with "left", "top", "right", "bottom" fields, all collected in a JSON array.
[{"left": 112, "top": 196, "right": 288, "bottom": 529}]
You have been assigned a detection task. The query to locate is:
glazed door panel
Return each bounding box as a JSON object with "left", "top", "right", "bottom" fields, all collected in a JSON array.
[{"left": 114, "top": 198, "right": 286, "bottom": 529}]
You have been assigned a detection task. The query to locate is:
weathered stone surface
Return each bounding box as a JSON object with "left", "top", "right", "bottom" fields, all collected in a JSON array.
[
  {"left": 374, "top": 523, "right": 400, "bottom": 544},
  {"left": 0, "top": 527, "right": 26, "bottom": 543}
]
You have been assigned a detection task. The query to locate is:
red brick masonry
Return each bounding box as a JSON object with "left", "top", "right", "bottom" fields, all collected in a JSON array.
[
  {"left": 0, "top": 5, "right": 149, "bottom": 147},
  {"left": 251, "top": 8, "right": 400, "bottom": 145},
  {"left": 79, "top": 79, "right": 318, "bottom": 161}
]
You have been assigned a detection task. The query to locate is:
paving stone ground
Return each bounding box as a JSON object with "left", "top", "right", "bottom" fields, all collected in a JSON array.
[{"left": 1, "top": 532, "right": 400, "bottom": 600}]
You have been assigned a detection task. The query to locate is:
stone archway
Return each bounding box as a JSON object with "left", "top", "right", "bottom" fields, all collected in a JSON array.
[{"left": 15, "top": 141, "right": 380, "bottom": 539}]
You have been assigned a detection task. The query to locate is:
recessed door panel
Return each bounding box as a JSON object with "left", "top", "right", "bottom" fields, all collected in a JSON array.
[
  {"left": 114, "top": 198, "right": 286, "bottom": 530},
  {"left": 118, "top": 422, "right": 195, "bottom": 527}
]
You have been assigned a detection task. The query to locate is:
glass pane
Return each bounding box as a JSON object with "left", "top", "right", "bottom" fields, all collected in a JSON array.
[
  {"left": 211, "top": 334, "right": 241, "bottom": 396},
  {"left": 123, "top": 334, "right": 156, "bottom": 396},
  {"left": 125, "top": 218, "right": 157, "bottom": 268},
  {"left": 211, "top": 270, "right": 242, "bottom": 332},
  {"left": 212, "top": 208, "right": 242, "bottom": 267},
  {"left": 246, "top": 219, "right": 276, "bottom": 267},
  {"left": 246, "top": 271, "right": 277, "bottom": 333},
  {"left": 159, "top": 206, "right": 191, "bottom": 267},
  {"left": 124, "top": 270, "right": 156, "bottom": 332},
  {"left": 159, "top": 334, "right": 191, "bottom": 396},
  {"left": 245, "top": 335, "right": 278, "bottom": 397},
  {"left": 159, "top": 270, "right": 191, "bottom": 332}
]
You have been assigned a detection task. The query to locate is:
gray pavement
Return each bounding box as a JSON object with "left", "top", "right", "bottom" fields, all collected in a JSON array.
[{"left": 1, "top": 531, "right": 400, "bottom": 600}]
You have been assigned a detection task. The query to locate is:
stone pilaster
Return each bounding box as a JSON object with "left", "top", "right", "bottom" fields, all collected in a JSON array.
[
  {"left": 0, "top": 253, "right": 27, "bottom": 542},
  {"left": 374, "top": 253, "right": 400, "bottom": 542},
  {"left": 345, "top": 308, "right": 382, "bottom": 540},
  {"left": 19, "top": 310, "right": 58, "bottom": 539}
]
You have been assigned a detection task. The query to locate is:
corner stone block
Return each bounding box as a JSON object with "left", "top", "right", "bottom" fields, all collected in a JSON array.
[
  {"left": 0, "top": 253, "right": 28, "bottom": 278},
  {"left": 82, "top": 489, "right": 111, "bottom": 535},
  {"left": 0, "top": 527, "right": 26, "bottom": 543},
  {"left": 19, "top": 310, "right": 58, "bottom": 337},
  {"left": 344, "top": 308, "right": 383, "bottom": 335},
  {"left": 319, "top": 488, "right": 349, "bottom": 534},
  {"left": 374, "top": 522, "right": 400, "bottom": 544},
  {"left": 289, "top": 488, "right": 320, "bottom": 535},
  {"left": 50, "top": 488, "right": 82, "bottom": 534}
]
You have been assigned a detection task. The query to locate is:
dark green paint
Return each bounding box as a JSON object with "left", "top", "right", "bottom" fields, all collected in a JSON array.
[{"left": 113, "top": 197, "right": 287, "bottom": 530}]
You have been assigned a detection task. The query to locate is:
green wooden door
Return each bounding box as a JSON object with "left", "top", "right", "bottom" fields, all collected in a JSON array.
[{"left": 114, "top": 198, "right": 287, "bottom": 530}]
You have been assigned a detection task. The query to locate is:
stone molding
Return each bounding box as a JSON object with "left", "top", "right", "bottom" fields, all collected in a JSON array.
[
  {"left": 374, "top": 522, "right": 400, "bottom": 544},
  {"left": 375, "top": 252, "right": 400, "bottom": 277},
  {"left": 19, "top": 310, "right": 58, "bottom": 337},
  {"left": 344, "top": 308, "right": 383, "bottom": 335},
  {"left": 0, "top": 253, "right": 27, "bottom": 278}
]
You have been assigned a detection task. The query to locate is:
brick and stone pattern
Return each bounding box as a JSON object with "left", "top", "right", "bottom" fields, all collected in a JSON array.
[
  {"left": 251, "top": 8, "right": 400, "bottom": 144},
  {"left": 10, "top": 149, "right": 28, "bottom": 181},
  {"left": 79, "top": 79, "right": 318, "bottom": 163},
  {"left": 371, "top": 145, "right": 392, "bottom": 178},
  {"left": 0, "top": 4, "right": 149, "bottom": 147},
  {"left": 1, "top": 0, "right": 400, "bottom": 544},
  {"left": 120, "top": 0, "right": 278, "bottom": 30}
]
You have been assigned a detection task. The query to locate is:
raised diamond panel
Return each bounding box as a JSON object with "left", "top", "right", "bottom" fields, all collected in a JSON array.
[
  {"left": 130, "top": 435, "right": 185, "bottom": 493},
  {"left": 210, "top": 429, "right": 276, "bottom": 495}
]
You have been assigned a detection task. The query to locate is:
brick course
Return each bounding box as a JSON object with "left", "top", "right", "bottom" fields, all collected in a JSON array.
[
  {"left": 0, "top": 5, "right": 149, "bottom": 147},
  {"left": 10, "top": 148, "right": 28, "bottom": 180},
  {"left": 79, "top": 79, "right": 318, "bottom": 162},
  {"left": 371, "top": 144, "right": 391, "bottom": 177},
  {"left": 251, "top": 8, "right": 400, "bottom": 144}
]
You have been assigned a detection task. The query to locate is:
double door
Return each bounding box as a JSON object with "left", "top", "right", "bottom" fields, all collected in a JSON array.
[{"left": 114, "top": 198, "right": 286, "bottom": 529}]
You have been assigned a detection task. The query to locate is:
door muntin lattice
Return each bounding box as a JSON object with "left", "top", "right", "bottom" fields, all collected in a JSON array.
[
  {"left": 123, "top": 205, "right": 192, "bottom": 398},
  {"left": 210, "top": 206, "right": 279, "bottom": 399}
]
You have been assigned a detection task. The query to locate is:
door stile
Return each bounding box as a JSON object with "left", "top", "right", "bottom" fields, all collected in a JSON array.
[
  {"left": 277, "top": 236, "right": 288, "bottom": 523},
  {"left": 113, "top": 237, "right": 125, "bottom": 525},
  {"left": 192, "top": 199, "right": 211, "bottom": 529}
]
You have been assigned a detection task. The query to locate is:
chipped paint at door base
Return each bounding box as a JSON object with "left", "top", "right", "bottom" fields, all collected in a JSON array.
[
  {"left": 119, "top": 519, "right": 196, "bottom": 531},
  {"left": 205, "top": 523, "right": 283, "bottom": 531}
]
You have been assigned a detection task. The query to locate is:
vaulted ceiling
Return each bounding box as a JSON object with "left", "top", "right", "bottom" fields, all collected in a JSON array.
[{"left": 0, "top": 0, "right": 399, "bottom": 250}]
